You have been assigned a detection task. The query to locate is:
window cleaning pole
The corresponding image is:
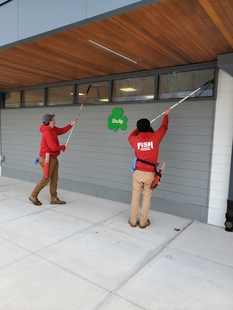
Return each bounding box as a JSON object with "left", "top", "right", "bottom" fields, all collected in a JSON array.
[
  {"left": 66, "top": 84, "right": 92, "bottom": 144},
  {"left": 150, "top": 79, "right": 214, "bottom": 124}
]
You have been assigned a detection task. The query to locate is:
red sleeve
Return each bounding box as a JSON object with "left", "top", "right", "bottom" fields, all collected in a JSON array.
[
  {"left": 54, "top": 124, "right": 72, "bottom": 136},
  {"left": 128, "top": 128, "right": 139, "bottom": 148},
  {"left": 44, "top": 132, "right": 65, "bottom": 152},
  {"left": 154, "top": 115, "right": 168, "bottom": 143}
]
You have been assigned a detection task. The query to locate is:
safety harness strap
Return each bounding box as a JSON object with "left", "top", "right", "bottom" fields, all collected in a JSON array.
[
  {"left": 136, "top": 158, "right": 161, "bottom": 176},
  {"left": 136, "top": 158, "right": 156, "bottom": 167}
]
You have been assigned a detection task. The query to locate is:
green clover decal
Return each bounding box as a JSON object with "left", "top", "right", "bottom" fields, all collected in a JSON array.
[{"left": 108, "top": 108, "right": 128, "bottom": 132}]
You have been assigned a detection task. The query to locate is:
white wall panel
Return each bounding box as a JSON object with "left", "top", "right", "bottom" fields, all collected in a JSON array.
[
  {"left": 208, "top": 70, "right": 233, "bottom": 227},
  {"left": 210, "top": 180, "right": 230, "bottom": 192},
  {"left": 211, "top": 154, "right": 231, "bottom": 164}
]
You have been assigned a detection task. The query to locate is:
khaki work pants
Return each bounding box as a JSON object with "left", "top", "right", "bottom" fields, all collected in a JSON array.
[
  {"left": 31, "top": 158, "right": 59, "bottom": 200},
  {"left": 130, "top": 170, "right": 155, "bottom": 225}
]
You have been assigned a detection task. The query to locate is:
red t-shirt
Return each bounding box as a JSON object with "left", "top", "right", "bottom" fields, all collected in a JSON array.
[{"left": 128, "top": 115, "right": 168, "bottom": 172}]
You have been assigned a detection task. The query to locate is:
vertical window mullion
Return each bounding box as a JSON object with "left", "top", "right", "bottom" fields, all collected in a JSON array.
[{"left": 44, "top": 88, "right": 47, "bottom": 106}]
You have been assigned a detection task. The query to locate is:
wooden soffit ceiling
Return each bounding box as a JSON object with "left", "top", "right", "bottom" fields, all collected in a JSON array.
[{"left": 0, "top": 0, "right": 233, "bottom": 91}]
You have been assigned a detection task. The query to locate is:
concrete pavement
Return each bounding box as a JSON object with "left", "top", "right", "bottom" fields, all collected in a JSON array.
[{"left": 0, "top": 176, "right": 233, "bottom": 310}]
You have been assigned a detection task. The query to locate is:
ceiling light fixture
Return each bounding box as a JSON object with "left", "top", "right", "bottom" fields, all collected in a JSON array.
[
  {"left": 99, "top": 99, "right": 109, "bottom": 102},
  {"left": 120, "top": 87, "right": 137, "bottom": 92},
  {"left": 0, "top": 79, "right": 14, "bottom": 84},
  {"left": 88, "top": 40, "right": 137, "bottom": 64}
]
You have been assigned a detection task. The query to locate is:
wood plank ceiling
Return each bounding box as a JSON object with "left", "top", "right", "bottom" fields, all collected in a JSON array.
[{"left": 0, "top": 0, "right": 233, "bottom": 91}]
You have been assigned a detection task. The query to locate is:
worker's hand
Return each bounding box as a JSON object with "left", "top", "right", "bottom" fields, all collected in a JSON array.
[
  {"left": 71, "top": 119, "right": 77, "bottom": 126},
  {"left": 64, "top": 143, "right": 68, "bottom": 150},
  {"left": 165, "top": 108, "right": 171, "bottom": 115}
]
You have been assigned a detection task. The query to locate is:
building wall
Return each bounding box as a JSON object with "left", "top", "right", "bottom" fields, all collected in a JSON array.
[
  {"left": 0, "top": 0, "right": 159, "bottom": 49},
  {"left": 1, "top": 97, "right": 214, "bottom": 222},
  {"left": 208, "top": 69, "right": 233, "bottom": 227}
]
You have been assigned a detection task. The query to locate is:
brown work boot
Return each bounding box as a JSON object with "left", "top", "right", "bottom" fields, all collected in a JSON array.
[
  {"left": 139, "top": 219, "right": 150, "bottom": 229},
  {"left": 29, "top": 195, "right": 42, "bottom": 206},
  {"left": 50, "top": 197, "right": 66, "bottom": 205},
  {"left": 128, "top": 219, "right": 137, "bottom": 227}
]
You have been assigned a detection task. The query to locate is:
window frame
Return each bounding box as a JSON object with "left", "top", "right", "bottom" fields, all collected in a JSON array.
[{"left": 0, "top": 62, "right": 217, "bottom": 109}]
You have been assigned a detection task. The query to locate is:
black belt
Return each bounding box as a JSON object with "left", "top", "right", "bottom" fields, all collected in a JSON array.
[{"left": 137, "top": 158, "right": 156, "bottom": 167}]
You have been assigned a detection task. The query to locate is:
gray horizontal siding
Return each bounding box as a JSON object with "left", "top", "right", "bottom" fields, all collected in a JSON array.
[
  {"left": 159, "top": 150, "right": 210, "bottom": 163},
  {"left": 1, "top": 99, "right": 214, "bottom": 222}
]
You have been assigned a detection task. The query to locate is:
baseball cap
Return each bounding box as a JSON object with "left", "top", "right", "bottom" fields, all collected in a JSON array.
[{"left": 42, "top": 114, "right": 55, "bottom": 124}]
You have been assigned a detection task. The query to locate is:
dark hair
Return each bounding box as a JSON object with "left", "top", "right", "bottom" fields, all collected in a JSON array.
[{"left": 149, "top": 127, "right": 154, "bottom": 133}]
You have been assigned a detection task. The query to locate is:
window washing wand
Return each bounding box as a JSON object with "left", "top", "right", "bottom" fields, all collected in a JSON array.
[
  {"left": 148, "top": 78, "right": 214, "bottom": 188},
  {"left": 150, "top": 79, "right": 214, "bottom": 124},
  {"left": 66, "top": 84, "right": 92, "bottom": 144}
]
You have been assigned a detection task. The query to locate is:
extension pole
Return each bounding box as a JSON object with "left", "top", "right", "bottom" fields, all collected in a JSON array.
[
  {"left": 66, "top": 84, "right": 92, "bottom": 143},
  {"left": 150, "top": 79, "right": 214, "bottom": 124}
]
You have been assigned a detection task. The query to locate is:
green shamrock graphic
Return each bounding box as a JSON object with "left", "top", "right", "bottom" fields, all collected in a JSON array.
[{"left": 108, "top": 108, "right": 128, "bottom": 132}]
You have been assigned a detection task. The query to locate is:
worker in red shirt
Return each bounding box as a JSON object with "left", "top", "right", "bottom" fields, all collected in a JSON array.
[
  {"left": 29, "top": 114, "right": 77, "bottom": 206},
  {"left": 128, "top": 108, "right": 171, "bottom": 228}
]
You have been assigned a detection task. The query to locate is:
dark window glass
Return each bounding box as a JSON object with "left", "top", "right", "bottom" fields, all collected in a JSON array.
[
  {"left": 23, "top": 89, "right": 44, "bottom": 107},
  {"left": 158, "top": 68, "right": 214, "bottom": 99},
  {"left": 112, "top": 76, "right": 155, "bottom": 102},
  {"left": 76, "top": 81, "right": 109, "bottom": 104},
  {"left": 4, "top": 92, "right": 20, "bottom": 108},
  {"left": 47, "top": 85, "right": 73, "bottom": 105}
]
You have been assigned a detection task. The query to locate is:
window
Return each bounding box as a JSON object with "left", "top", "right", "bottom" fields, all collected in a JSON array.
[
  {"left": 47, "top": 85, "right": 73, "bottom": 105},
  {"left": 23, "top": 89, "right": 44, "bottom": 107},
  {"left": 112, "top": 76, "right": 155, "bottom": 102},
  {"left": 158, "top": 68, "right": 214, "bottom": 99},
  {"left": 76, "top": 81, "right": 109, "bottom": 104},
  {"left": 0, "top": 65, "right": 216, "bottom": 109},
  {"left": 4, "top": 92, "right": 20, "bottom": 108}
]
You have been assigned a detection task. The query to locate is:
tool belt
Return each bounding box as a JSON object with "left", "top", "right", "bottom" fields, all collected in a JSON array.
[{"left": 137, "top": 158, "right": 162, "bottom": 189}]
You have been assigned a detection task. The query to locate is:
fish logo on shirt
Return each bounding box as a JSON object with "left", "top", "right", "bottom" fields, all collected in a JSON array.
[{"left": 137, "top": 141, "right": 154, "bottom": 151}]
